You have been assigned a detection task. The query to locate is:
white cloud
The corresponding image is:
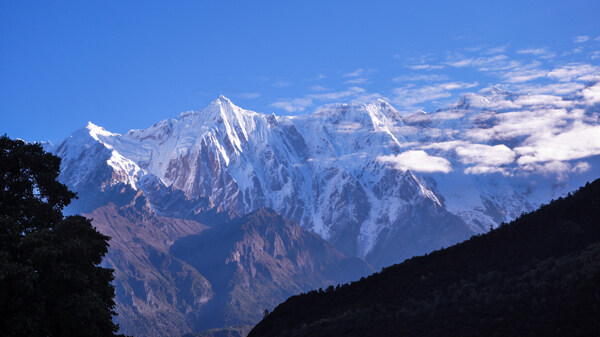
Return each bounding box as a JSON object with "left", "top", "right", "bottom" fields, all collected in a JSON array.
[
  {"left": 309, "top": 87, "right": 366, "bottom": 101},
  {"left": 516, "top": 47, "right": 555, "bottom": 58},
  {"left": 464, "top": 46, "right": 483, "bottom": 53},
  {"left": 393, "top": 82, "right": 478, "bottom": 106},
  {"left": 309, "top": 85, "right": 328, "bottom": 92},
  {"left": 441, "top": 82, "right": 478, "bottom": 90},
  {"left": 465, "top": 108, "right": 572, "bottom": 142},
  {"left": 464, "top": 165, "right": 509, "bottom": 175},
  {"left": 421, "top": 120, "right": 597, "bottom": 178},
  {"left": 422, "top": 141, "right": 515, "bottom": 172},
  {"left": 238, "top": 92, "right": 260, "bottom": 99},
  {"left": 421, "top": 140, "right": 467, "bottom": 151},
  {"left": 424, "top": 128, "right": 445, "bottom": 138},
  {"left": 391, "top": 125, "right": 420, "bottom": 135},
  {"left": 516, "top": 124, "right": 600, "bottom": 164},
  {"left": 269, "top": 42, "right": 600, "bottom": 180},
  {"left": 272, "top": 80, "right": 292, "bottom": 87},
  {"left": 503, "top": 68, "right": 547, "bottom": 83},
  {"left": 455, "top": 143, "right": 516, "bottom": 166},
  {"left": 377, "top": 150, "right": 452, "bottom": 173},
  {"left": 582, "top": 83, "right": 600, "bottom": 105},
  {"left": 578, "top": 74, "right": 600, "bottom": 82},
  {"left": 522, "top": 161, "right": 569, "bottom": 177},
  {"left": 547, "top": 63, "right": 600, "bottom": 82},
  {"left": 271, "top": 98, "right": 313, "bottom": 112},
  {"left": 462, "top": 92, "right": 519, "bottom": 110},
  {"left": 349, "top": 92, "right": 385, "bottom": 103},
  {"left": 393, "top": 74, "right": 449, "bottom": 82},
  {"left": 485, "top": 46, "right": 508, "bottom": 54},
  {"left": 573, "top": 161, "right": 591, "bottom": 173},
  {"left": 519, "top": 161, "right": 590, "bottom": 178},
  {"left": 574, "top": 35, "right": 590, "bottom": 43},
  {"left": 430, "top": 111, "right": 466, "bottom": 120},
  {"left": 343, "top": 78, "right": 369, "bottom": 84},
  {"left": 395, "top": 141, "right": 422, "bottom": 148},
  {"left": 271, "top": 87, "right": 368, "bottom": 112},
  {"left": 343, "top": 68, "right": 366, "bottom": 77},
  {"left": 447, "top": 55, "right": 508, "bottom": 68},
  {"left": 407, "top": 64, "right": 444, "bottom": 70},
  {"left": 503, "top": 62, "right": 600, "bottom": 84},
  {"left": 517, "top": 48, "right": 546, "bottom": 55},
  {"left": 512, "top": 82, "right": 585, "bottom": 95},
  {"left": 393, "top": 85, "right": 450, "bottom": 105},
  {"left": 513, "top": 94, "right": 574, "bottom": 108}
]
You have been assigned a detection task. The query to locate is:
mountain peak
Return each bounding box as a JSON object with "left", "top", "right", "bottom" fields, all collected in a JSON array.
[
  {"left": 59, "top": 121, "right": 116, "bottom": 146},
  {"left": 206, "top": 94, "right": 235, "bottom": 109},
  {"left": 314, "top": 100, "right": 402, "bottom": 126},
  {"left": 373, "top": 98, "right": 402, "bottom": 120},
  {"left": 480, "top": 85, "right": 511, "bottom": 96},
  {"left": 83, "top": 121, "right": 118, "bottom": 142},
  {"left": 175, "top": 95, "right": 256, "bottom": 128},
  {"left": 85, "top": 121, "right": 107, "bottom": 132},
  {"left": 217, "top": 94, "right": 232, "bottom": 103}
]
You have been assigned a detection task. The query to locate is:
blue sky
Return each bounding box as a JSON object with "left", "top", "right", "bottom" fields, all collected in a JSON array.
[{"left": 1, "top": 0, "right": 599, "bottom": 143}]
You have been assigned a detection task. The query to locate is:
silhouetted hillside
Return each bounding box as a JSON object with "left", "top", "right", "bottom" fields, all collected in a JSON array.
[
  {"left": 182, "top": 325, "right": 252, "bottom": 337},
  {"left": 249, "top": 179, "right": 600, "bottom": 337}
]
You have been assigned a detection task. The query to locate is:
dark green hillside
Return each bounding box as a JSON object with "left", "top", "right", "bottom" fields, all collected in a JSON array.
[{"left": 249, "top": 179, "right": 600, "bottom": 337}]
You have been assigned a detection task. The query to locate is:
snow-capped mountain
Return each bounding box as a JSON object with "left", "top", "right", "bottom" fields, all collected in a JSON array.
[
  {"left": 46, "top": 83, "right": 600, "bottom": 336},
  {"left": 51, "top": 84, "right": 600, "bottom": 268}
]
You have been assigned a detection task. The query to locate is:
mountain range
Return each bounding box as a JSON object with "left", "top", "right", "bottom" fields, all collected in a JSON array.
[{"left": 43, "top": 83, "right": 600, "bottom": 336}]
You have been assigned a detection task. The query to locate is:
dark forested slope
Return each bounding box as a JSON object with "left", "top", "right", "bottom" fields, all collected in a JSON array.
[{"left": 249, "top": 179, "right": 600, "bottom": 337}]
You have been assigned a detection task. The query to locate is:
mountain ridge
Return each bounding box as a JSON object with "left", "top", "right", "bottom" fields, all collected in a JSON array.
[
  {"left": 43, "top": 85, "right": 600, "bottom": 335},
  {"left": 50, "top": 89, "right": 600, "bottom": 266}
]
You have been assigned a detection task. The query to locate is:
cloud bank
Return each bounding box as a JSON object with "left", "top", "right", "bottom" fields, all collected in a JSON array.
[{"left": 378, "top": 150, "right": 452, "bottom": 173}]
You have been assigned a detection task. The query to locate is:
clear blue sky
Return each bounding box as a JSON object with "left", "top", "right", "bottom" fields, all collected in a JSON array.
[{"left": 1, "top": 0, "right": 599, "bottom": 143}]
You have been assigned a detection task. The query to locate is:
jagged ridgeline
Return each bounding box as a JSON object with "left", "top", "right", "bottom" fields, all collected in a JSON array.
[{"left": 249, "top": 178, "right": 600, "bottom": 337}]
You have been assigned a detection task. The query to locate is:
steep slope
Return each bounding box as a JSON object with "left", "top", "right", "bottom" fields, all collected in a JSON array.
[
  {"left": 170, "top": 208, "right": 373, "bottom": 331},
  {"left": 87, "top": 191, "right": 371, "bottom": 336},
  {"left": 84, "top": 194, "right": 213, "bottom": 337},
  {"left": 249, "top": 178, "right": 600, "bottom": 337}
]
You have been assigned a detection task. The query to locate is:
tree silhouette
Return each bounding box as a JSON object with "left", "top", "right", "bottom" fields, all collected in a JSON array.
[{"left": 0, "top": 135, "right": 125, "bottom": 337}]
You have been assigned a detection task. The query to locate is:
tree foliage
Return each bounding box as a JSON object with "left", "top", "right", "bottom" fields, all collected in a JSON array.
[{"left": 0, "top": 135, "right": 124, "bottom": 336}]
